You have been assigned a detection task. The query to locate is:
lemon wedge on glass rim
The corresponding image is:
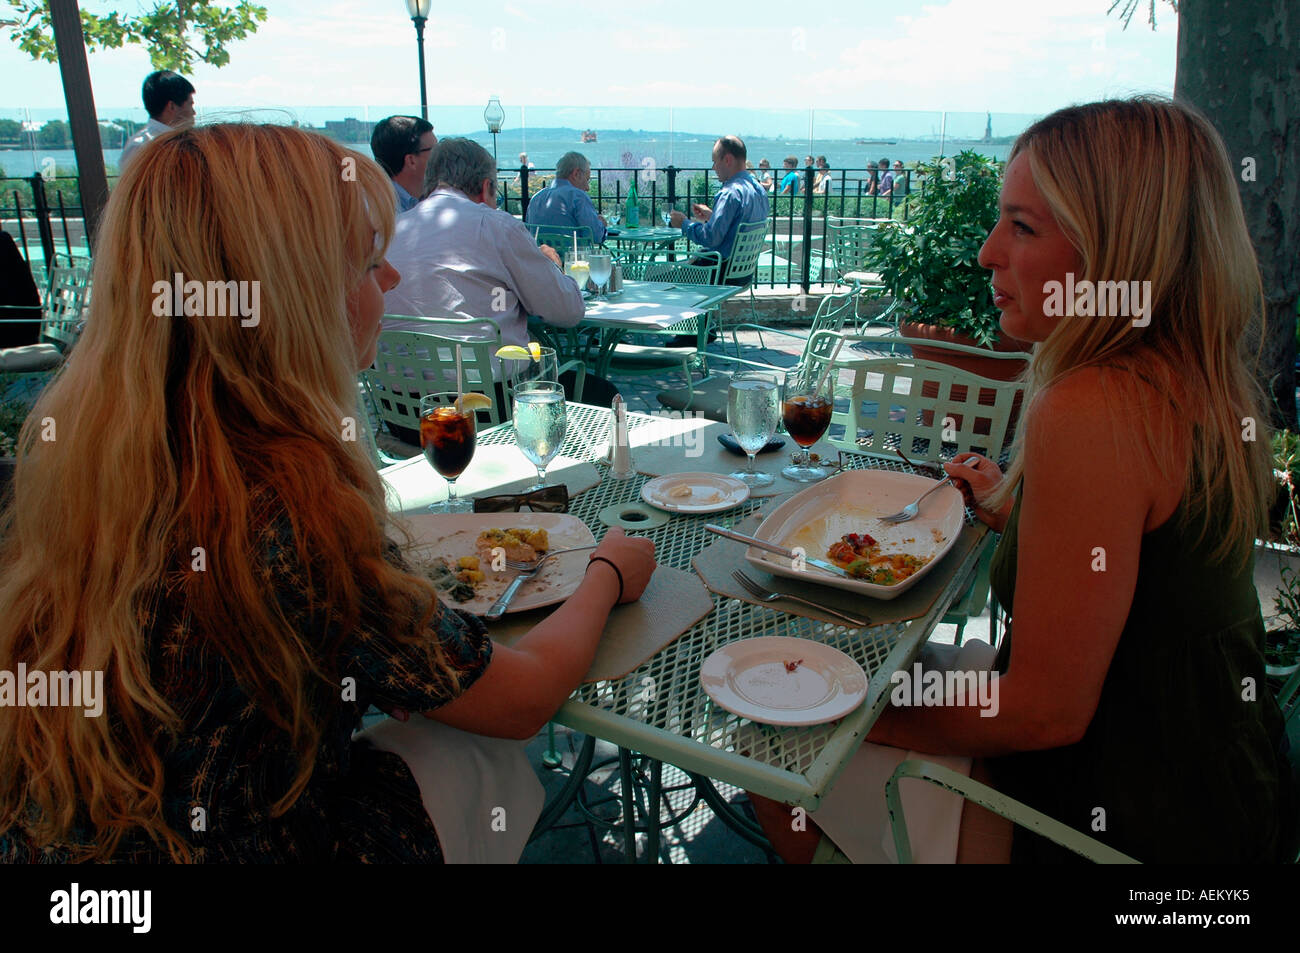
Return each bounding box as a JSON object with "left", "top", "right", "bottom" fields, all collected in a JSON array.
[
  {"left": 494, "top": 342, "right": 544, "bottom": 362},
  {"left": 454, "top": 392, "right": 493, "bottom": 414}
]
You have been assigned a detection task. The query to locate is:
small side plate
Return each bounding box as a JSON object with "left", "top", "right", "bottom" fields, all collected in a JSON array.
[
  {"left": 700, "top": 636, "right": 868, "bottom": 726},
  {"left": 641, "top": 472, "right": 750, "bottom": 514}
]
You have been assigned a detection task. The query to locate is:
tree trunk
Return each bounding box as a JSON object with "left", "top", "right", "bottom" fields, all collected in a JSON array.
[{"left": 1174, "top": 0, "right": 1300, "bottom": 430}]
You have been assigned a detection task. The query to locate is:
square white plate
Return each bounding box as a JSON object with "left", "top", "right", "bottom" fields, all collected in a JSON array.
[
  {"left": 394, "top": 512, "right": 596, "bottom": 615},
  {"left": 744, "top": 469, "right": 965, "bottom": 601}
]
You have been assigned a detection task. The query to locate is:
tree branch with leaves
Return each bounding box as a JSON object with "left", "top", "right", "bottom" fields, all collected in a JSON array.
[{"left": 1, "top": 1, "right": 267, "bottom": 72}]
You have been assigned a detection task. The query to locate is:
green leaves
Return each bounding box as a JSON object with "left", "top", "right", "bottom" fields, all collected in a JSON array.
[
  {"left": 2, "top": 1, "right": 268, "bottom": 72},
  {"left": 862, "top": 150, "right": 1005, "bottom": 345}
]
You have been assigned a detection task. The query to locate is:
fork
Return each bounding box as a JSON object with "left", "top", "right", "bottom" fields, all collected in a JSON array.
[
  {"left": 731, "top": 570, "right": 870, "bottom": 627},
  {"left": 486, "top": 545, "right": 599, "bottom": 620},
  {"left": 879, "top": 455, "right": 980, "bottom": 524}
]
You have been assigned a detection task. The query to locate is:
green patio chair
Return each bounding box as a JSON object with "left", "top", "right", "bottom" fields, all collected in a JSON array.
[
  {"left": 879, "top": 759, "right": 1141, "bottom": 863},
  {"left": 655, "top": 291, "right": 856, "bottom": 420},
  {"left": 364, "top": 323, "right": 508, "bottom": 443},
  {"left": 0, "top": 263, "right": 91, "bottom": 388},
  {"left": 726, "top": 283, "right": 867, "bottom": 358},
  {"left": 715, "top": 220, "right": 767, "bottom": 328},
  {"left": 527, "top": 224, "right": 595, "bottom": 254}
]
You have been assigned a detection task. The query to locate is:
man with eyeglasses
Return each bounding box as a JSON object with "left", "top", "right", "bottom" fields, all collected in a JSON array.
[{"left": 370, "top": 115, "right": 436, "bottom": 213}]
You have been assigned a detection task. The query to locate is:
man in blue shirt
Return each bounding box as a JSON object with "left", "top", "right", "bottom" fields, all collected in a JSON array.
[
  {"left": 525, "top": 151, "right": 606, "bottom": 243},
  {"left": 370, "top": 116, "right": 436, "bottom": 213},
  {"left": 778, "top": 156, "right": 801, "bottom": 195},
  {"left": 669, "top": 135, "right": 769, "bottom": 283}
]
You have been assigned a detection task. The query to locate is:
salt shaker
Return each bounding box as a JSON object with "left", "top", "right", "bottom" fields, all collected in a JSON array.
[
  {"left": 609, "top": 395, "right": 634, "bottom": 480},
  {"left": 608, "top": 262, "right": 623, "bottom": 294}
]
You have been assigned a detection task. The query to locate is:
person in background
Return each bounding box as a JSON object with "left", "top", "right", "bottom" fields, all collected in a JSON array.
[
  {"left": 814, "top": 156, "right": 833, "bottom": 195},
  {"left": 370, "top": 116, "right": 436, "bottom": 213},
  {"left": 119, "top": 71, "right": 195, "bottom": 171},
  {"left": 0, "top": 123, "right": 658, "bottom": 862},
  {"left": 668, "top": 135, "right": 768, "bottom": 283},
  {"left": 524, "top": 151, "right": 606, "bottom": 244},
  {"left": 0, "top": 231, "right": 41, "bottom": 349},
  {"left": 891, "top": 159, "right": 907, "bottom": 195},
  {"left": 868, "top": 158, "right": 894, "bottom": 196},
  {"left": 755, "top": 158, "right": 774, "bottom": 191},
  {"left": 778, "top": 156, "right": 800, "bottom": 195}
]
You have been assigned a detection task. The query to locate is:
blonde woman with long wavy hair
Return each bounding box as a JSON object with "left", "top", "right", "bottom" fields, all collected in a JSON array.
[
  {"left": 755, "top": 96, "right": 1297, "bottom": 864},
  {"left": 0, "top": 123, "right": 655, "bottom": 862}
]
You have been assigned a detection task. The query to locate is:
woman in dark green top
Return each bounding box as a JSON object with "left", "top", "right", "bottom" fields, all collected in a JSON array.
[{"left": 866, "top": 97, "right": 1298, "bottom": 863}]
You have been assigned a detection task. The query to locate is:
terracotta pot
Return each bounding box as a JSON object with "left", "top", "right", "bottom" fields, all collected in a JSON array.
[{"left": 899, "top": 322, "right": 1029, "bottom": 440}]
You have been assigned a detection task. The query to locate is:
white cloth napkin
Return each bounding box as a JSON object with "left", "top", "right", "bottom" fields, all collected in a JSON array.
[
  {"left": 356, "top": 716, "right": 544, "bottom": 864},
  {"left": 808, "top": 638, "right": 997, "bottom": 863}
]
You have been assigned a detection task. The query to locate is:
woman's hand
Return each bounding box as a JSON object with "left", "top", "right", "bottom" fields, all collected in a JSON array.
[
  {"left": 590, "top": 528, "right": 657, "bottom": 604},
  {"left": 943, "top": 453, "right": 1012, "bottom": 532}
]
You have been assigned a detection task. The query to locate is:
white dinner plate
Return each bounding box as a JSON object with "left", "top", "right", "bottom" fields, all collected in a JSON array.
[
  {"left": 393, "top": 512, "right": 596, "bottom": 616},
  {"left": 700, "top": 636, "right": 868, "bottom": 726},
  {"left": 744, "top": 469, "right": 965, "bottom": 601},
  {"left": 641, "top": 472, "right": 750, "bottom": 514}
]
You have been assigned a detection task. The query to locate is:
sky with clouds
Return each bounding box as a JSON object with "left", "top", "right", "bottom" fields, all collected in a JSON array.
[{"left": 1, "top": 0, "right": 1178, "bottom": 129}]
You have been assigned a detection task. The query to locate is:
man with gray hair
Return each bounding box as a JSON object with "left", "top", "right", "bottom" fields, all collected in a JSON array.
[
  {"left": 384, "top": 137, "right": 585, "bottom": 355},
  {"left": 524, "top": 151, "right": 606, "bottom": 243}
]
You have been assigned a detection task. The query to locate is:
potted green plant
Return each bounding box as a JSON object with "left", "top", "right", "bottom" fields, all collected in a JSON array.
[
  {"left": 1267, "top": 566, "right": 1300, "bottom": 678},
  {"left": 863, "top": 150, "right": 1028, "bottom": 435},
  {"left": 1270, "top": 429, "right": 1300, "bottom": 545}
]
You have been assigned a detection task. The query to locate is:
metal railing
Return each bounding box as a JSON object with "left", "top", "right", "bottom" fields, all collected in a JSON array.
[
  {"left": 1, "top": 175, "right": 90, "bottom": 273},
  {"left": 498, "top": 164, "right": 923, "bottom": 292},
  {"left": 3, "top": 165, "right": 925, "bottom": 292}
]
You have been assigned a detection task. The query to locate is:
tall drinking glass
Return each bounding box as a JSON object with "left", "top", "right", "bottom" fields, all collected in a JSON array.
[
  {"left": 781, "top": 365, "right": 835, "bottom": 482},
  {"left": 513, "top": 381, "right": 567, "bottom": 490},
  {"left": 420, "top": 392, "right": 477, "bottom": 512},
  {"left": 564, "top": 249, "right": 591, "bottom": 291},
  {"left": 660, "top": 206, "right": 674, "bottom": 227},
  {"left": 587, "top": 252, "right": 612, "bottom": 299},
  {"left": 727, "top": 371, "right": 781, "bottom": 488},
  {"left": 502, "top": 345, "right": 559, "bottom": 387},
  {"left": 606, "top": 208, "right": 621, "bottom": 228}
]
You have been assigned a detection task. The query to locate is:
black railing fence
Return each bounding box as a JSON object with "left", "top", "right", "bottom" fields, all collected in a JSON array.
[
  {"left": 4, "top": 164, "right": 925, "bottom": 291},
  {"left": 499, "top": 163, "right": 922, "bottom": 291}
]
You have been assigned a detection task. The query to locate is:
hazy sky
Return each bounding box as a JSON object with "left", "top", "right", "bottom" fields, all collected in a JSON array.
[{"left": 1, "top": 0, "right": 1178, "bottom": 121}]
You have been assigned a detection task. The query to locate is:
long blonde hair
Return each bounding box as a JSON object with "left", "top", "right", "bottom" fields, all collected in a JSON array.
[
  {"left": 0, "top": 124, "right": 458, "bottom": 860},
  {"left": 989, "top": 97, "right": 1271, "bottom": 563}
]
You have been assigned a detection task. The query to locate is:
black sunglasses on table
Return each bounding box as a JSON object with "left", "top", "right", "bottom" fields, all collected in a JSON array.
[{"left": 472, "top": 485, "right": 569, "bottom": 513}]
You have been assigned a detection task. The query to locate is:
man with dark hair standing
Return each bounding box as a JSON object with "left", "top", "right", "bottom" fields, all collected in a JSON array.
[
  {"left": 370, "top": 116, "right": 436, "bottom": 213},
  {"left": 668, "top": 135, "right": 768, "bottom": 281},
  {"left": 525, "top": 151, "right": 606, "bottom": 243},
  {"left": 119, "top": 71, "right": 195, "bottom": 170}
]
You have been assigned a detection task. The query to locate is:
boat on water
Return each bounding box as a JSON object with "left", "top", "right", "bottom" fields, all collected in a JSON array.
[
  {"left": 581, "top": 129, "right": 597, "bottom": 143},
  {"left": 855, "top": 139, "right": 897, "bottom": 145}
]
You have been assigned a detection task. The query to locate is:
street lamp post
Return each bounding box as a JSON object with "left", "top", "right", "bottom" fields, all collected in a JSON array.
[
  {"left": 484, "top": 95, "right": 505, "bottom": 165},
  {"left": 405, "top": 0, "right": 433, "bottom": 121}
]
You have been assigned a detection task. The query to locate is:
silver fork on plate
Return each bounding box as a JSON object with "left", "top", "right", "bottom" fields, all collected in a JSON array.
[
  {"left": 878, "top": 455, "right": 979, "bottom": 524},
  {"left": 486, "top": 545, "right": 599, "bottom": 620},
  {"left": 731, "top": 570, "right": 870, "bottom": 627}
]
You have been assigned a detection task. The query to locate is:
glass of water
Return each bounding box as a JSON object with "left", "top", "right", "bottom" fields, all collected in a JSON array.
[
  {"left": 660, "top": 206, "right": 674, "bottom": 227},
  {"left": 513, "top": 380, "right": 567, "bottom": 490},
  {"left": 587, "top": 252, "right": 612, "bottom": 299},
  {"left": 727, "top": 371, "right": 781, "bottom": 488},
  {"left": 606, "top": 208, "right": 621, "bottom": 228}
]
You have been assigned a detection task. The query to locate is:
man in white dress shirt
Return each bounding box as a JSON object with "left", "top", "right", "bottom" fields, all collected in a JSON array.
[
  {"left": 383, "top": 137, "right": 585, "bottom": 351},
  {"left": 119, "top": 71, "right": 195, "bottom": 171}
]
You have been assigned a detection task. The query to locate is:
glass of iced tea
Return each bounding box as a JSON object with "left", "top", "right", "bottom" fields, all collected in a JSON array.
[
  {"left": 420, "top": 392, "right": 477, "bottom": 513},
  {"left": 781, "top": 366, "right": 835, "bottom": 482}
]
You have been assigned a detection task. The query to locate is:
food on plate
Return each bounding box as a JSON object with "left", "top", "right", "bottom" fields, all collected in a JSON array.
[
  {"left": 423, "top": 559, "right": 477, "bottom": 603},
  {"left": 475, "top": 527, "right": 549, "bottom": 562},
  {"left": 668, "top": 484, "right": 693, "bottom": 499},
  {"left": 826, "top": 531, "right": 932, "bottom": 586},
  {"left": 783, "top": 658, "right": 803, "bottom": 673}
]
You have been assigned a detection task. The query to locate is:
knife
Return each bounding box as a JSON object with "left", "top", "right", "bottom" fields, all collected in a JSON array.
[{"left": 704, "top": 524, "right": 855, "bottom": 580}]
